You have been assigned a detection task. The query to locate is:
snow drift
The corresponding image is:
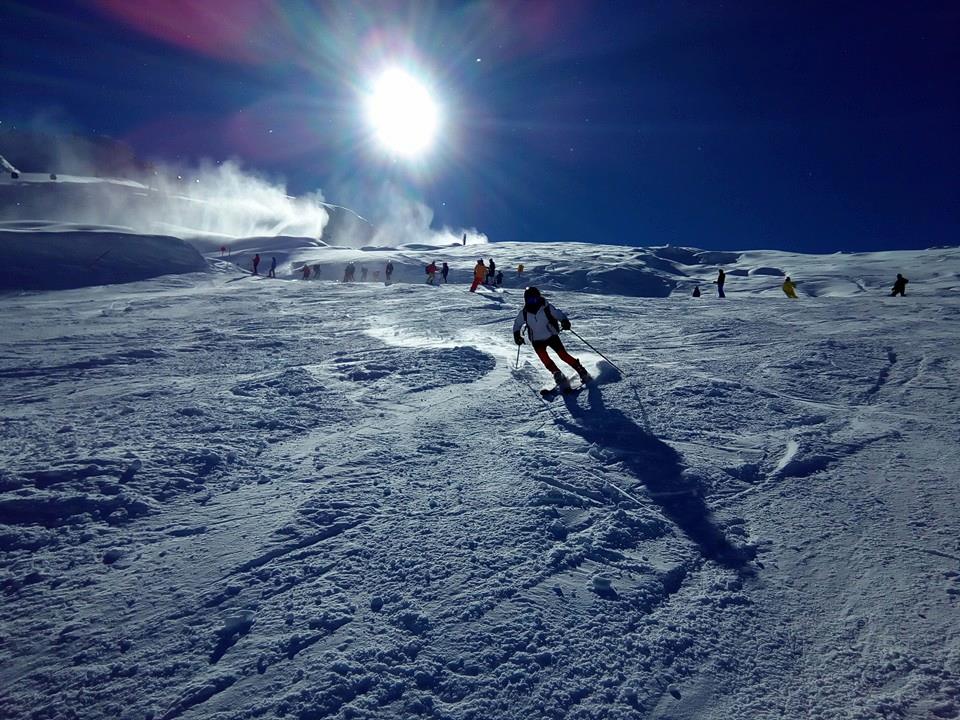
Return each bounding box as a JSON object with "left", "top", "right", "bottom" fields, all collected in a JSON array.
[{"left": 0, "top": 229, "right": 207, "bottom": 291}]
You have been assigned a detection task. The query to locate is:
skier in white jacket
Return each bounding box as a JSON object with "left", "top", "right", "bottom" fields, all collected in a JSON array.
[{"left": 513, "top": 287, "right": 591, "bottom": 388}]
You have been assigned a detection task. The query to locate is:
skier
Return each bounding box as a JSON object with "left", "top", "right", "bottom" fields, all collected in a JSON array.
[
  {"left": 692, "top": 285, "right": 701, "bottom": 298},
  {"left": 513, "top": 287, "right": 591, "bottom": 390},
  {"left": 220, "top": 246, "right": 227, "bottom": 257},
  {"left": 890, "top": 273, "right": 908, "bottom": 296},
  {"left": 517, "top": 263, "right": 524, "bottom": 274},
  {"left": 268, "top": 257, "right": 277, "bottom": 278},
  {"left": 441, "top": 262, "right": 449, "bottom": 283},
  {"left": 252, "top": 253, "right": 261, "bottom": 275},
  {"left": 385, "top": 261, "right": 394, "bottom": 284},
  {"left": 713, "top": 268, "right": 726, "bottom": 298},
  {"left": 313, "top": 263, "right": 321, "bottom": 278},
  {"left": 302, "top": 264, "right": 311, "bottom": 280},
  {"left": 782, "top": 276, "right": 798, "bottom": 298},
  {"left": 486, "top": 259, "right": 496, "bottom": 285},
  {"left": 361, "top": 266, "right": 368, "bottom": 281},
  {"left": 426, "top": 261, "right": 438, "bottom": 285},
  {"left": 495, "top": 270, "right": 503, "bottom": 287},
  {"left": 469, "top": 259, "right": 487, "bottom": 292},
  {"left": 343, "top": 262, "right": 355, "bottom": 283}
]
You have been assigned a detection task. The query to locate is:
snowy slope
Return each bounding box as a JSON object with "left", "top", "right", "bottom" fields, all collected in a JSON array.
[
  {"left": 1, "top": 239, "right": 959, "bottom": 720},
  {"left": 4, "top": 214, "right": 957, "bottom": 299},
  {"left": 0, "top": 227, "right": 207, "bottom": 291}
]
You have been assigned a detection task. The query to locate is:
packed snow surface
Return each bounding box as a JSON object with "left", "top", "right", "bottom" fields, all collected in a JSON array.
[{"left": 1, "top": 234, "right": 959, "bottom": 720}]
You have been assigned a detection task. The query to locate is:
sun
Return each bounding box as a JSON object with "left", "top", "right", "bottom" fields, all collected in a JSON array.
[{"left": 364, "top": 68, "right": 440, "bottom": 158}]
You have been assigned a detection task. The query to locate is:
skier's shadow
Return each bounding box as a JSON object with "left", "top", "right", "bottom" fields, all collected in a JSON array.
[{"left": 559, "top": 383, "right": 753, "bottom": 571}]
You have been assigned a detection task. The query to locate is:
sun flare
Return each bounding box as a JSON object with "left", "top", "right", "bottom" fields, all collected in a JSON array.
[{"left": 364, "top": 68, "right": 440, "bottom": 158}]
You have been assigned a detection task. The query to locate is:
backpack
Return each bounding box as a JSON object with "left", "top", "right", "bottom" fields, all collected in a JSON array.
[{"left": 523, "top": 299, "right": 560, "bottom": 335}]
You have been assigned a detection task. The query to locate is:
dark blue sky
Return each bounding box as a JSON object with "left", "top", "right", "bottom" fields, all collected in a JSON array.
[{"left": 2, "top": 1, "right": 957, "bottom": 251}]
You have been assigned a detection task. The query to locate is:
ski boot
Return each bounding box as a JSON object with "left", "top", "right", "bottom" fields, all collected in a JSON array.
[{"left": 575, "top": 364, "right": 592, "bottom": 385}]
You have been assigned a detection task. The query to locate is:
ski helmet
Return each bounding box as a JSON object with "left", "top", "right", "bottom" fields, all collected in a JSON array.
[{"left": 524, "top": 286, "right": 542, "bottom": 303}]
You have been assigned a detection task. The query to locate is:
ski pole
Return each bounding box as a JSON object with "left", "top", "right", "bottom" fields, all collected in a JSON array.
[
  {"left": 515, "top": 342, "right": 522, "bottom": 368},
  {"left": 569, "top": 329, "right": 625, "bottom": 376}
]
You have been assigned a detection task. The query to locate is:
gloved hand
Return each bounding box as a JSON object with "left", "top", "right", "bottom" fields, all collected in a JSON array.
[
  {"left": 514, "top": 332, "right": 525, "bottom": 345},
  {"left": 560, "top": 318, "right": 571, "bottom": 331}
]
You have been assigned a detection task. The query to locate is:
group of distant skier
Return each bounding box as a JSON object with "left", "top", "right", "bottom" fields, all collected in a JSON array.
[
  {"left": 469, "top": 258, "right": 505, "bottom": 291},
  {"left": 251, "top": 254, "right": 277, "bottom": 279},
  {"left": 691, "top": 268, "right": 909, "bottom": 299}
]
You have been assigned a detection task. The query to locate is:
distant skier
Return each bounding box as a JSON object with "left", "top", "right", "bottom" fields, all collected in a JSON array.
[
  {"left": 890, "top": 273, "right": 908, "bottom": 297},
  {"left": 361, "top": 266, "right": 368, "bottom": 281},
  {"left": 426, "top": 261, "right": 438, "bottom": 285},
  {"left": 302, "top": 264, "right": 311, "bottom": 280},
  {"left": 713, "top": 268, "right": 726, "bottom": 298},
  {"left": 313, "top": 263, "right": 321, "bottom": 278},
  {"left": 692, "top": 285, "right": 701, "bottom": 298},
  {"left": 517, "top": 263, "right": 524, "bottom": 274},
  {"left": 385, "top": 261, "right": 394, "bottom": 284},
  {"left": 514, "top": 287, "right": 591, "bottom": 390},
  {"left": 495, "top": 270, "right": 503, "bottom": 287},
  {"left": 252, "top": 254, "right": 261, "bottom": 275},
  {"left": 441, "top": 262, "right": 449, "bottom": 283},
  {"left": 782, "top": 276, "right": 798, "bottom": 298},
  {"left": 469, "top": 259, "right": 487, "bottom": 292},
  {"left": 343, "top": 262, "right": 356, "bottom": 283},
  {"left": 268, "top": 257, "right": 277, "bottom": 278},
  {"left": 220, "top": 245, "right": 227, "bottom": 257}
]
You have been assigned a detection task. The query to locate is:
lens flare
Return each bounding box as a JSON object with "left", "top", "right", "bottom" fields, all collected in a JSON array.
[{"left": 364, "top": 68, "right": 440, "bottom": 158}]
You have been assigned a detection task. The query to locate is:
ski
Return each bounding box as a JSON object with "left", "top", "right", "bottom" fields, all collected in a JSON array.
[{"left": 539, "top": 376, "right": 590, "bottom": 399}]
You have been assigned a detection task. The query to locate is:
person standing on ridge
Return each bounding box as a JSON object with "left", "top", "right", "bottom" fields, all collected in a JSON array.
[
  {"left": 513, "top": 287, "right": 591, "bottom": 390},
  {"left": 470, "top": 259, "right": 487, "bottom": 292},
  {"left": 252, "top": 253, "right": 261, "bottom": 275},
  {"left": 268, "top": 257, "right": 277, "bottom": 278},
  {"left": 441, "top": 262, "right": 449, "bottom": 283},
  {"left": 782, "top": 276, "right": 798, "bottom": 298},
  {"left": 713, "top": 268, "right": 726, "bottom": 298},
  {"left": 890, "top": 273, "right": 908, "bottom": 296}
]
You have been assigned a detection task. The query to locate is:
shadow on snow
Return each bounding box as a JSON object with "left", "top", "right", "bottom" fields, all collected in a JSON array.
[{"left": 559, "top": 383, "right": 754, "bottom": 571}]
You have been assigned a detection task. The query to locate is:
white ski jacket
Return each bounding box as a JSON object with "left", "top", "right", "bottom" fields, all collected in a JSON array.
[{"left": 513, "top": 302, "right": 569, "bottom": 342}]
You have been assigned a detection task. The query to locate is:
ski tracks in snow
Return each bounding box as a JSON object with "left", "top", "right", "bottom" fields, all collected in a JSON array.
[{"left": 2, "top": 280, "right": 960, "bottom": 719}]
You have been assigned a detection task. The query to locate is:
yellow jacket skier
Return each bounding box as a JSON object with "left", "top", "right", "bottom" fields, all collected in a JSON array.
[{"left": 782, "top": 276, "right": 798, "bottom": 298}]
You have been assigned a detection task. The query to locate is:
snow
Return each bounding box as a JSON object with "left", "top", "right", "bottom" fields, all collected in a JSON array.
[
  {"left": 1, "top": 224, "right": 959, "bottom": 719},
  {"left": 0, "top": 227, "right": 207, "bottom": 291}
]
